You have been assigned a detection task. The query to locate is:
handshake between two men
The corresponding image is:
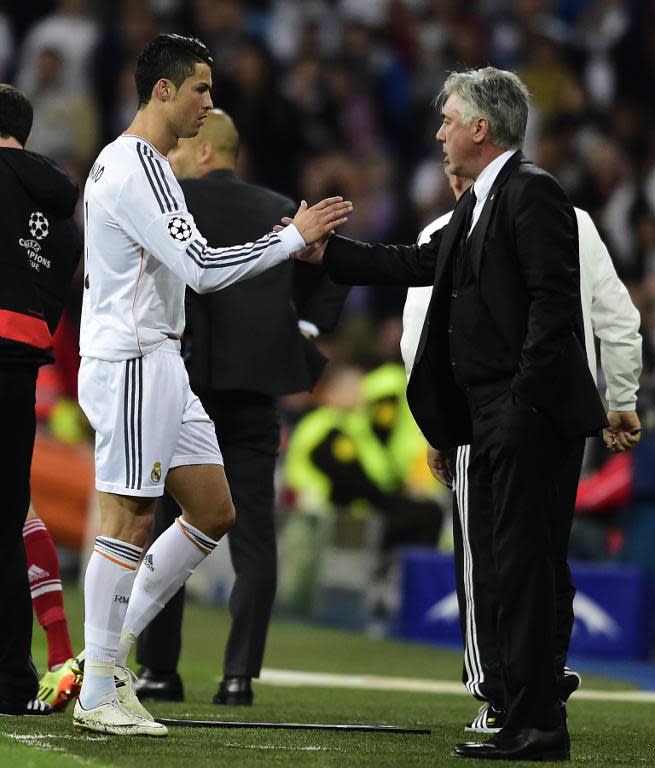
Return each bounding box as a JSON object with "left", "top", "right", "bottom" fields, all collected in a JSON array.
[{"left": 286, "top": 197, "right": 351, "bottom": 258}]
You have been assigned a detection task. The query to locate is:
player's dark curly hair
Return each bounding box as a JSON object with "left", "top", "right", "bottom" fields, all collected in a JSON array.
[
  {"left": 0, "top": 84, "right": 33, "bottom": 146},
  {"left": 135, "top": 34, "right": 213, "bottom": 107}
]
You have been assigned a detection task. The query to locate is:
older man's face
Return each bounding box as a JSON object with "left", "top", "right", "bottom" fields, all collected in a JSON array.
[{"left": 436, "top": 94, "right": 476, "bottom": 180}]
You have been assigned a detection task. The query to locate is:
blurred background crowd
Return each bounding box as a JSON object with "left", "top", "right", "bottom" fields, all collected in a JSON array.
[{"left": 3, "top": 0, "right": 655, "bottom": 630}]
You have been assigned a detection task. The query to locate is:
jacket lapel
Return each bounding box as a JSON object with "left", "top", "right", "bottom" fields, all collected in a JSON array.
[
  {"left": 410, "top": 194, "right": 470, "bottom": 371},
  {"left": 432, "top": 189, "right": 471, "bottom": 288},
  {"left": 469, "top": 151, "right": 524, "bottom": 279}
]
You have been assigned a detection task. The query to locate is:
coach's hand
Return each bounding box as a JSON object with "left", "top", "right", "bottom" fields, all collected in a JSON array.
[
  {"left": 292, "top": 198, "right": 352, "bottom": 247},
  {"left": 603, "top": 410, "right": 641, "bottom": 453},
  {"left": 427, "top": 446, "right": 455, "bottom": 489}
]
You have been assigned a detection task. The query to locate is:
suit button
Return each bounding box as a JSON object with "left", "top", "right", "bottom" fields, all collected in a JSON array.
[
  {"left": 451, "top": 360, "right": 456, "bottom": 367},
  {"left": 451, "top": 290, "right": 458, "bottom": 298},
  {"left": 448, "top": 326, "right": 453, "bottom": 334}
]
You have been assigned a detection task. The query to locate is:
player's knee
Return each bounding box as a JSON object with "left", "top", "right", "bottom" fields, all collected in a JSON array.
[
  {"left": 129, "top": 512, "right": 155, "bottom": 548},
  {"left": 203, "top": 500, "right": 235, "bottom": 541}
]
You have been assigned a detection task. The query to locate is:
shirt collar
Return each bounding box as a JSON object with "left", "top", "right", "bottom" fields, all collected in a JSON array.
[{"left": 473, "top": 149, "right": 518, "bottom": 205}]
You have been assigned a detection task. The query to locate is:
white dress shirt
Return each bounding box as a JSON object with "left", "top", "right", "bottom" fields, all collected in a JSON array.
[{"left": 469, "top": 149, "right": 517, "bottom": 235}]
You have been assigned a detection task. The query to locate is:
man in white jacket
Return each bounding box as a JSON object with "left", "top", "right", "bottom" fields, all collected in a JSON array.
[{"left": 401, "top": 172, "right": 642, "bottom": 734}]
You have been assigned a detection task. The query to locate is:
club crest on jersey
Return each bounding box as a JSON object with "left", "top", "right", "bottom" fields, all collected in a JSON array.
[
  {"left": 168, "top": 216, "right": 192, "bottom": 242},
  {"left": 151, "top": 460, "right": 162, "bottom": 483}
]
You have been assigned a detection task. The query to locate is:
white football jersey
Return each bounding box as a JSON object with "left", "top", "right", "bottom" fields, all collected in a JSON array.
[{"left": 80, "top": 135, "right": 304, "bottom": 361}]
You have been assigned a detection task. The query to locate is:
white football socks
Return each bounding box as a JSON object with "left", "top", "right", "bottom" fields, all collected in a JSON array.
[
  {"left": 80, "top": 536, "right": 142, "bottom": 709},
  {"left": 115, "top": 516, "right": 218, "bottom": 668}
]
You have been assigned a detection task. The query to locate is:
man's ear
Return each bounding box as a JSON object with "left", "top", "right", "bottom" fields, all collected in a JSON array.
[
  {"left": 153, "top": 78, "right": 173, "bottom": 102},
  {"left": 471, "top": 116, "right": 490, "bottom": 145},
  {"left": 198, "top": 141, "right": 213, "bottom": 164}
]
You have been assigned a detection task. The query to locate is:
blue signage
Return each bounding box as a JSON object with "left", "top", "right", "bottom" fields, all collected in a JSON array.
[{"left": 396, "top": 549, "right": 653, "bottom": 660}]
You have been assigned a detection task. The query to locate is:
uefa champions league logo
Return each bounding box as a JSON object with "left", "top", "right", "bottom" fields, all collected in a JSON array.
[
  {"left": 168, "top": 216, "right": 192, "bottom": 242},
  {"left": 28, "top": 211, "right": 49, "bottom": 240},
  {"left": 19, "top": 211, "right": 52, "bottom": 272}
]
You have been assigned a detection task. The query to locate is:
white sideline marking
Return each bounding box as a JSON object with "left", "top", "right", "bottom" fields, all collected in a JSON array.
[
  {"left": 224, "top": 742, "right": 347, "bottom": 752},
  {"left": 260, "top": 668, "right": 655, "bottom": 703},
  {"left": 3, "top": 733, "right": 104, "bottom": 766}
]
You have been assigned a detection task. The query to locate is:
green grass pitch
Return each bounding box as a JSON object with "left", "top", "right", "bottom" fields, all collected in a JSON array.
[{"left": 0, "top": 584, "right": 653, "bottom": 767}]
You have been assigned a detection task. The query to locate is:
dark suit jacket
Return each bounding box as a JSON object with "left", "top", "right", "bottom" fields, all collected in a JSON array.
[
  {"left": 324, "top": 152, "right": 607, "bottom": 449},
  {"left": 181, "top": 170, "right": 349, "bottom": 395}
]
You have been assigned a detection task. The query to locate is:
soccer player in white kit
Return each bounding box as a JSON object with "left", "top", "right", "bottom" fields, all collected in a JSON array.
[{"left": 73, "top": 33, "right": 352, "bottom": 736}]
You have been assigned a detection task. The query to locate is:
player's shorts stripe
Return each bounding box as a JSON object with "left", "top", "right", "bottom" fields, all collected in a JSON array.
[
  {"left": 129, "top": 359, "right": 137, "bottom": 488},
  {"left": 123, "top": 360, "right": 132, "bottom": 488},
  {"left": 136, "top": 142, "right": 165, "bottom": 214},
  {"left": 135, "top": 357, "right": 143, "bottom": 490}
]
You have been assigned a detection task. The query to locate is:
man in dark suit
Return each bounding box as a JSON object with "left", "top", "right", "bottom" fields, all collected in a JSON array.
[
  {"left": 135, "top": 109, "right": 348, "bottom": 706},
  {"left": 292, "top": 68, "right": 607, "bottom": 761}
]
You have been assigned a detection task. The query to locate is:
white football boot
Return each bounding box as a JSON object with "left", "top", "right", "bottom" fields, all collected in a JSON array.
[{"left": 73, "top": 698, "right": 167, "bottom": 736}]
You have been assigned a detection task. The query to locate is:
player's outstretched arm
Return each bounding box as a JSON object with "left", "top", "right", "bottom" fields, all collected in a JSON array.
[{"left": 134, "top": 195, "right": 351, "bottom": 295}]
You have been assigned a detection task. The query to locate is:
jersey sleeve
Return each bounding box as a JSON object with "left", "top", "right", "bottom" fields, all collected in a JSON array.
[{"left": 116, "top": 161, "right": 305, "bottom": 294}]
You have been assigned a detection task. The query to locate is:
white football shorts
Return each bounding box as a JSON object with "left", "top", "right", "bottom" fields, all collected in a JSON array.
[{"left": 78, "top": 339, "right": 222, "bottom": 497}]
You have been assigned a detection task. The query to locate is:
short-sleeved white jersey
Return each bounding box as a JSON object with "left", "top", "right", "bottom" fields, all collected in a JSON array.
[{"left": 80, "top": 134, "right": 304, "bottom": 361}]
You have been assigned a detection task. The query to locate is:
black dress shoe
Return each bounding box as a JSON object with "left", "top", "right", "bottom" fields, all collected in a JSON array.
[
  {"left": 453, "top": 725, "right": 570, "bottom": 761},
  {"left": 135, "top": 668, "right": 184, "bottom": 702},
  {"left": 212, "top": 677, "right": 253, "bottom": 706}
]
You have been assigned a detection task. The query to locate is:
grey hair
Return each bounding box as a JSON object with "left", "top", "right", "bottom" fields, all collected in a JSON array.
[{"left": 439, "top": 67, "right": 530, "bottom": 149}]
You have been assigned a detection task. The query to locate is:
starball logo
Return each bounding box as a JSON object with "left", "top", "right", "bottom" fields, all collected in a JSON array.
[{"left": 425, "top": 590, "right": 622, "bottom": 639}]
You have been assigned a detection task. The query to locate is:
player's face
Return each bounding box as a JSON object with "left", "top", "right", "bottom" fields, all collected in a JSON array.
[
  {"left": 436, "top": 94, "right": 476, "bottom": 179},
  {"left": 170, "top": 62, "right": 213, "bottom": 139}
]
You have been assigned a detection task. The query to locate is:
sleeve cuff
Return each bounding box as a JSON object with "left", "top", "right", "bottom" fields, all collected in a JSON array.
[
  {"left": 277, "top": 223, "right": 306, "bottom": 256},
  {"left": 298, "top": 320, "right": 320, "bottom": 338}
]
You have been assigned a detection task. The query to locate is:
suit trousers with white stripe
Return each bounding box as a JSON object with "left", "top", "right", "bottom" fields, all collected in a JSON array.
[{"left": 452, "top": 389, "right": 584, "bottom": 731}]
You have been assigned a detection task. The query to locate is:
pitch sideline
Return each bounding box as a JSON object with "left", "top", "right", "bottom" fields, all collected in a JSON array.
[{"left": 260, "top": 668, "right": 655, "bottom": 703}]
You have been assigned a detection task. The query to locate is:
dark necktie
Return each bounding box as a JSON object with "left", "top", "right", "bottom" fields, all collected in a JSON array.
[
  {"left": 458, "top": 187, "right": 477, "bottom": 257},
  {"left": 462, "top": 187, "right": 477, "bottom": 242}
]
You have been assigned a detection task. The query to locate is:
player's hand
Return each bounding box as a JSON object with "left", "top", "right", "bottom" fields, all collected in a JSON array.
[
  {"left": 292, "top": 197, "right": 352, "bottom": 245},
  {"left": 274, "top": 216, "right": 332, "bottom": 264},
  {"left": 427, "top": 445, "right": 455, "bottom": 488},
  {"left": 603, "top": 410, "right": 641, "bottom": 453}
]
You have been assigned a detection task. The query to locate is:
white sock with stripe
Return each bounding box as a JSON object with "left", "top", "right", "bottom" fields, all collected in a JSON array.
[
  {"left": 80, "top": 536, "right": 142, "bottom": 709},
  {"left": 115, "top": 516, "right": 218, "bottom": 668}
]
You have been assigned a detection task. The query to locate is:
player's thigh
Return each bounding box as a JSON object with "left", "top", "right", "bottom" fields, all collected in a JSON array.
[{"left": 165, "top": 382, "right": 233, "bottom": 537}]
